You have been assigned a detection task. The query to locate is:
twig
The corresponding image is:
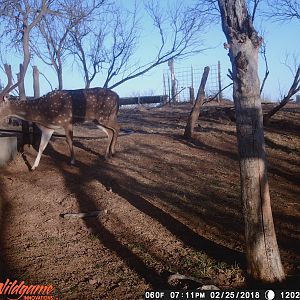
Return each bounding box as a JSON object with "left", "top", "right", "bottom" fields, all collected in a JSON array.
[
  {"left": 203, "top": 82, "right": 233, "bottom": 104},
  {"left": 39, "top": 71, "right": 54, "bottom": 91},
  {"left": 59, "top": 210, "right": 107, "bottom": 219},
  {"left": 167, "top": 272, "right": 219, "bottom": 290}
]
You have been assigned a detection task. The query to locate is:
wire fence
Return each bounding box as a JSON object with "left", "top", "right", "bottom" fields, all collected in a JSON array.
[{"left": 164, "top": 62, "right": 223, "bottom": 102}]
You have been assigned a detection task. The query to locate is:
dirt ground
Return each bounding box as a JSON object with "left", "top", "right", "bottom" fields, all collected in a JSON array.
[{"left": 0, "top": 103, "right": 299, "bottom": 299}]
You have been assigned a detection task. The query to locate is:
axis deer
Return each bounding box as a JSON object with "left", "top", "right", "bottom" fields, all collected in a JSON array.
[{"left": 0, "top": 87, "right": 120, "bottom": 170}]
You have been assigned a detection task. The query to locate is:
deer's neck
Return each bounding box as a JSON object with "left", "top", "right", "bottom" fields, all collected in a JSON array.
[{"left": 6, "top": 101, "right": 34, "bottom": 121}]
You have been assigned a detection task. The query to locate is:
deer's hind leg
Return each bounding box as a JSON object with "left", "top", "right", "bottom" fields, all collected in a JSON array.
[
  {"left": 64, "top": 123, "right": 75, "bottom": 165},
  {"left": 109, "top": 122, "right": 120, "bottom": 155},
  {"left": 96, "top": 123, "right": 119, "bottom": 158},
  {"left": 31, "top": 124, "right": 54, "bottom": 171}
]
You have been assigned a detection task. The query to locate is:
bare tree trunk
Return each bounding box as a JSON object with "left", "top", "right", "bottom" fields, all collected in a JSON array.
[
  {"left": 58, "top": 67, "right": 63, "bottom": 90},
  {"left": 218, "top": 0, "right": 285, "bottom": 283},
  {"left": 184, "top": 66, "right": 209, "bottom": 139},
  {"left": 32, "top": 66, "right": 41, "bottom": 147},
  {"left": 17, "top": 64, "right": 26, "bottom": 101},
  {"left": 17, "top": 64, "right": 30, "bottom": 146}
]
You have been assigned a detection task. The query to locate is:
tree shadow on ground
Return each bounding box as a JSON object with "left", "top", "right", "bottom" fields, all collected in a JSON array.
[
  {"left": 71, "top": 141, "right": 246, "bottom": 266},
  {"left": 174, "top": 134, "right": 300, "bottom": 187},
  {"left": 37, "top": 140, "right": 245, "bottom": 290},
  {"left": 265, "top": 136, "right": 300, "bottom": 155},
  {"left": 50, "top": 157, "right": 171, "bottom": 289},
  {"left": 18, "top": 125, "right": 299, "bottom": 289}
]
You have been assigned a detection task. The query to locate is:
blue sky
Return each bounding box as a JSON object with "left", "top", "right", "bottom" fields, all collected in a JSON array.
[{"left": 1, "top": 0, "right": 299, "bottom": 101}]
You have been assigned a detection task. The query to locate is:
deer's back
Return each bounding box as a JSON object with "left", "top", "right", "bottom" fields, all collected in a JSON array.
[
  {"left": 31, "top": 88, "right": 119, "bottom": 126},
  {"left": 66, "top": 88, "right": 119, "bottom": 122}
]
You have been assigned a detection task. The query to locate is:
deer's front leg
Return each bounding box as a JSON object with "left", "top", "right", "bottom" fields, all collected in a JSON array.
[
  {"left": 31, "top": 125, "right": 54, "bottom": 171},
  {"left": 64, "top": 124, "right": 75, "bottom": 165}
]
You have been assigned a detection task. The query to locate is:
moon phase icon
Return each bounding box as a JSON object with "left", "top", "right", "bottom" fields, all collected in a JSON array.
[{"left": 265, "top": 290, "right": 275, "bottom": 300}]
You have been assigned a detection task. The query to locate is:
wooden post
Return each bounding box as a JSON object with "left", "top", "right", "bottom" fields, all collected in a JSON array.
[
  {"left": 184, "top": 66, "right": 210, "bottom": 138},
  {"left": 189, "top": 87, "right": 195, "bottom": 104},
  {"left": 163, "top": 73, "right": 167, "bottom": 96},
  {"left": 167, "top": 75, "right": 171, "bottom": 105},
  {"left": 190, "top": 66, "right": 195, "bottom": 104},
  {"left": 168, "top": 58, "right": 177, "bottom": 103},
  {"left": 218, "top": 61, "right": 222, "bottom": 102},
  {"left": 33, "top": 66, "right": 40, "bottom": 98}
]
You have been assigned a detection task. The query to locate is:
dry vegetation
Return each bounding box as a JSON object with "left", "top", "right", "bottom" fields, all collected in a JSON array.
[{"left": 0, "top": 103, "right": 299, "bottom": 299}]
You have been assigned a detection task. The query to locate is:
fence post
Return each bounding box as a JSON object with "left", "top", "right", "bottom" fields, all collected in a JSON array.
[
  {"left": 163, "top": 73, "right": 167, "bottom": 96},
  {"left": 189, "top": 87, "right": 195, "bottom": 104},
  {"left": 167, "top": 75, "right": 171, "bottom": 105}
]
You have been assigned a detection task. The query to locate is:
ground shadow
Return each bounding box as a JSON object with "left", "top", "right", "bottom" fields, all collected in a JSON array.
[
  {"left": 70, "top": 141, "right": 246, "bottom": 267},
  {"left": 53, "top": 157, "right": 171, "bottom": 290},
  {"left": 37, "top": 139, "right": 246, "bottom": 291},
  {"left": 0, "top": 177, "right": 11, "bottom": 280}
]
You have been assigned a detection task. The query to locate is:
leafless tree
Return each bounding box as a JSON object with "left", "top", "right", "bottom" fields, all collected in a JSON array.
[
  {"left": 217, "top": 0, "right": 285, "bottom": 282},
  {"left": 101, "top": 1, "right": 208, "bottom": 90},
  {"left": 69, "top": 2, "right": 139, "bottom": 89},
  {"left": 32, "top": 0, "right": 105, "bottom": 90},
  {"left": 261, "top": 0, "right": 300, "bottom": 120},
  {"left": 69, "top": 23, "right": 105, "bottom": 89},
  {"left": 69, "top": 1, "right": 208, "bottom": 90},
  {"left": 265, "top": 0, "right": 300, "bottom": 21},
  {"left": 0, "top": 0, "right": 53, "bottom": 97},
  {"left": 101, "top": 3, "right": 139, "bottom": 89},
  {"left": 193, "top": 0, "right": 263, "bottom": 23}
]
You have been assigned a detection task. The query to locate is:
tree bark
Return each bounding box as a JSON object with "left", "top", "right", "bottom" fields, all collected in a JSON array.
[
  {"left": 17, "top": 64, "right": 26, "bottom": 101},
  {"left": 184, "top": 66, "right": 210, "bottom": 139},
  {"left": 218, "top": 0, "right": 285, "bottom": 283},
  {"left": 58, "top": 66, "right": 63, "bottom": 90}
]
